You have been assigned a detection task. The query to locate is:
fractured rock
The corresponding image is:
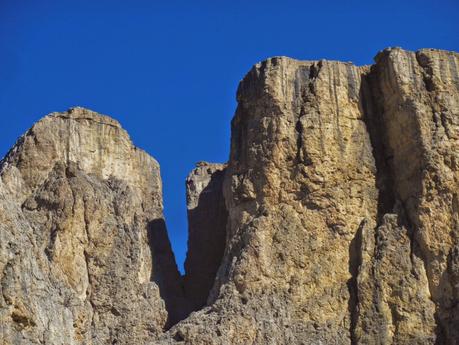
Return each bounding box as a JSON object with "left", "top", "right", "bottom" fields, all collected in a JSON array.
[
  {"left": 0, "top": 107, "right": 182, "bottom": 344},
  {"left": 1, "top": 47, "right": 459, "bottom": 345}
]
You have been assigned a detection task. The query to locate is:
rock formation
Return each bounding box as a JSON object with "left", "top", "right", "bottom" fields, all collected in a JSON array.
[
  {"left": 0, "top": 108, "right": 183, "bottom": 344},
  {"left": 367, "top": 49, "right": 459, "bottom": 344},
  {"left": 1, "top": 47, "right": 458, "bottom": 345}
]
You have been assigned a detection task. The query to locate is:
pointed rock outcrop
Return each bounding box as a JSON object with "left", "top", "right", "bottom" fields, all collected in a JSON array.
[{"left": 0, "top": 107, "right": 182, "bottom": 344}]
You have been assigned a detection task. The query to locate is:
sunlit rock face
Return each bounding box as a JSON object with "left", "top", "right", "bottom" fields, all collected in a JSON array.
[
  {"left": 367, "top": 48, "right": 459, "bottom": 344},
  {"left": 1, "top": 48, "right": 458, "bottom": 345},
  {"left": 0, "top": 107, "right": 183, "bottom": 344},
  {"left": 160, "top": 48, "right": 458, "bottom": 345}
]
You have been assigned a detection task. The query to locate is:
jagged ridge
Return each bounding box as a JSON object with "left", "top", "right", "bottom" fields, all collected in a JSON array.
[{"left": 0, "top": 47, "right": 458, "bottom": 345}]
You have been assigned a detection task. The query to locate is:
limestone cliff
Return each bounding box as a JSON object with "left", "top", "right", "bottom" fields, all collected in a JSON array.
[
  {"left": 0, "top": 108, "right": 183, "bottom": 344},
  {"left": 367, "top": 49, "right": 459, "bottom": 343},
  {"left": 161, "top": 48, "right": 458, "bottom": 344},
  {"left": 1, "top": 47, "right": 458, "bottom": 345}
]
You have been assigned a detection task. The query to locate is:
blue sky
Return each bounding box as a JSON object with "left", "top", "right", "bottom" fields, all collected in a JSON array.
[{"left": 1, "top": 0, "right": 458, "bottom": 272}]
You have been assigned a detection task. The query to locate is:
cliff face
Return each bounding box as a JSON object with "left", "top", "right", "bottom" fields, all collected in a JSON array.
[
  {"left": 367, "top": 49, "right": 459, "bottom": 343},
  {"left": 164, "top": 48, "right": 458, "bottom": 345},
  {"left": 0, "top": 48, "right": 458, "bottom": 345},
  {"left": 0, "top": 108, "right": 183, "bottom": 344}
]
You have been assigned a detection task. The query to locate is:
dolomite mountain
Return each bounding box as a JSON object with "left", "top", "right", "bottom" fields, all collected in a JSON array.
[{"left": 0, "top": 47, "right": 458, "bottom": 345}]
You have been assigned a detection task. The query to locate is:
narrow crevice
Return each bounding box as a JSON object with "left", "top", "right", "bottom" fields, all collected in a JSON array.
[
  {"left": 150, "top": 163, "right": 229, "bottom": 330},
  {"left": 148, "top": 218, "right": 187, "bottom": 330},
  {"left": 360, "top": 67, "right": 420, "bottom": 277},
  {"left": 415, "top": 52, "right": 435, "bottom": 92},
  {"left": 361, "top": 56, "right": 449, "bottom": 343},
  {"left": 348, "top": 67, "right": 400, "bottom": 344},
  {"left": 294, "top": 117, "right": 303, "bottom": 163},
  {"left": 83, "top": 249, "right": 96, "bottom": 329},
  {"left": 348, "top": 219, "right": 365, "bottom": 345},
  {"left": 294, "top": 63, "right": 321, "bottom": 167},
  {"left": 367, "top": 53, "right": 430, "bottom": 273},
  {"left": 81, "top": 189, "right": 96, "bottom": 329},
  {"left": 182, "top": 164, "right": 228, "bottom": 314},
  {"left": 359, "top": 70, "right": 396, "bottom": 224}
]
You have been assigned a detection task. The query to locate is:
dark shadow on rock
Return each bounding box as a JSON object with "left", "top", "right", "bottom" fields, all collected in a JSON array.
[
  {"left": 361, "top": 61, "right": 454, "bottom": 344},
  {"left": 147, "top": 218, "right": 188, "bottom": 330},
  {"left": 183, "top": 168, "right": 228, "bottom": 313},
  {"left": 347, "top": 219, "right": 365, "bottom": 345},
  {"left": 359, "top": 72, "right": 395, "bottom": 225}
]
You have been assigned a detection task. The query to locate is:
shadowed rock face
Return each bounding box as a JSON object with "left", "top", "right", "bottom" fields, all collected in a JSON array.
[
  {"left": 1, "top": 48, "right": 458, "bottom": 345},
  {"left": 183, "top": 162, "right": 228, "bottom": 313}
]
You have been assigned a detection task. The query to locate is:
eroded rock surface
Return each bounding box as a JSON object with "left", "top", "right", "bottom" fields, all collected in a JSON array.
[
  {"left": 0, "top": 108, "right": 182, "bottom": 344},
  {"left": 368, "top": 48, "right": 459, "bottom": 344},
  {"left": 161, "top": 55, "right": 380, "bottom": 345},
  {"left": 159, "top": 48, "right": 458, "bottom": 344},
  {"left": 355, "top": 214, "right": 436, "bottom": 344},
  {"left": 1, "top": 48, "right": 458, "bottom": 345}
]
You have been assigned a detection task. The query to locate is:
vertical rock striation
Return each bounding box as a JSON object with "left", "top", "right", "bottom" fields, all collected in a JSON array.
[
  {"left": 354, "top": 214, "right": 436, "bottom": 344},
  {"left": 366, "top": 48, "right": 459, "bottom": 344},
  {"left": 1, "top": 47, "right": 458, "bottom": 345},
  {"left": 160, "top": 48, "right": 458, "bottom": 344}
]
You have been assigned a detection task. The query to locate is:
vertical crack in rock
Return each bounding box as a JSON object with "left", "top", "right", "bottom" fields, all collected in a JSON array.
[
  {"left": 364, "top": 48, "right": 459, "bottom": 344},
  {"left": 359, "top": 70, "right": 396, "bottom": 223},
  {"left": 183, "top": 162, "right": 228, "bottom": 314},
  {"left": 353, "top": 212, "right": 437, "bottom": 344},
  {"left": 350, "top": 65, "right": 406, "bottom": 344},
  {"left": 293, "top": 62, "right": 322, "bottom": 166},
  {"left": 349, "top": 49, "right": 452, "bottom": 345},
  {"left": 148, "top": 218, "right": 187, "bottom": 329},
  {"left": 348, "top": 219, "right": 365, "bottom": 345}
]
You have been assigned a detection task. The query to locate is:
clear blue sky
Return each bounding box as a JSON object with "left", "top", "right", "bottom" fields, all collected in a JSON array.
[{"left": 1, "top": 0, "right": 458, "bottom": 272}]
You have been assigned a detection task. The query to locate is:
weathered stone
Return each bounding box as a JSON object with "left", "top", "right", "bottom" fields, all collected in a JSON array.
[
  {"left": 367, "top": 48, "right": 459, "bottom": 344},
  {"left": 354, "top": 214, "right": 436, "bottom": 345},
  {"left": 0, "top": 108, "right": 182, "bottom": 344},
  {"left": 161, "top": 57, "right": 379, "bottom": 344},
  {"left": 159, "top": 49, "right": 458, "bottom": 344},
  {"left": 1, "top": 48, "right": 459, "bottom": 345}
]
